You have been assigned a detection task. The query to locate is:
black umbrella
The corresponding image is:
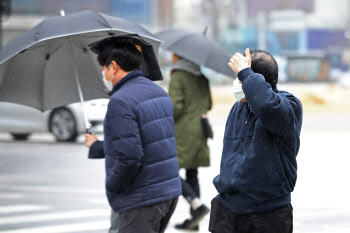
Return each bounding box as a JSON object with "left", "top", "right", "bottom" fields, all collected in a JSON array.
[
  {"left": 0, "top": 10, "right": 162, "bottom": 132},
  {"left": 156, "top": 28, "right": 235, "bottom": 77}
]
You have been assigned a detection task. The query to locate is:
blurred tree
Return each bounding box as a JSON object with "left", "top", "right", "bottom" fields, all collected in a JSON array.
[
  {"left": 0, "top": 0, "right": 11, "bottom": 48},
  {"left": 201, "top": 0, "right": 245, "bottom": 41},
  {"left": 157, "top": 0, "right": 173, "bottom": 27}
]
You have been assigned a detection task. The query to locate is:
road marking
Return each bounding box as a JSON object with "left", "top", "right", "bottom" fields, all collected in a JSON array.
[
  {"left": 0, "top": 205, "right": 50, "bottom": 214},
  {"left": 0, "top": 209, "right": 109, "bottom": 225},
  {"left": 295, "top": 208, "right": 350, "bottom": 217},
  {"left": 0, "top": 185, "right": 103, "bottom": 195},
  {"left": 0, "top": 193, "right": 24, "bottom": 199},
  {"left": 0, "top": 220, "right": 109, "bottom": 233},
  {"left": 88, "top": 198, "right": 108, "bottom": 204}
]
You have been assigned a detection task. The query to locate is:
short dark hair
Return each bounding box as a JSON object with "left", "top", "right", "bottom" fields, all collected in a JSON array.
[
  {"left": 97, "top": 42, "right": 142, "bottom": 72},
  {"left": 249, "top": 49, "right": 278, "bottom": 88}
]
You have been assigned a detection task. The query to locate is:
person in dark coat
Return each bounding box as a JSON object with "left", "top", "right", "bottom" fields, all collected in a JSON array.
[
  {"left": 209, "top": 48, "right": 303, "bottom": 233},
  {"left": 168, "top": 54, "right": 211, "bottom": 231},
  {"left": 85, "top": 38, "right": 182, "bottom": 233}
]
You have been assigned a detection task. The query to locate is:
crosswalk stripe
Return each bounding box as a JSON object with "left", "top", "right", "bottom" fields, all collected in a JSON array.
[
  {"left": 0, "top": 220, "right": 109, "bottom": 233},
  {"left": 88, "top": 198, "right": 108, "bottom": 204},
  {"left": 0, "top": 185, "right": 103, "bottom": 195},
  {"left": 0, "top": 193, "right": 24, "bottom": 199},
  {"left": 295, "top": 208, "right": 350, "bottom": 217},
  {"left": 0, "top": 209, "right": 109, "bottom": 225},
  {"left": 0, "top": 205, "right": 50, "bottom": 214}
]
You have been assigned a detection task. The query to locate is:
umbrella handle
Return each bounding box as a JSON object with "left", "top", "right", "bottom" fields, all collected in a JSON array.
[{"left": 86, "top": 128, "right": 92, "bottom": 134}]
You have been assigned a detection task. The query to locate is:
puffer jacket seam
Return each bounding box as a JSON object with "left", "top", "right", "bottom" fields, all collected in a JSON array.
[
  {"left": 142, "top": 116, "right": 173, "bottom": 126},
  {"left": 144, "top": 136, "right": 174, "bottom": 146},
  {"left": 111, "top": 134, "right": 142, "bottom": 141},
  {"left": 134, "top": 96, "right": 169, "bottom": 109},
  {"left": 143, "top": 156, "right": 176, "bottom": 167},
  {"left": 134, "top": 175, "right": 180, "bottom": 190}
]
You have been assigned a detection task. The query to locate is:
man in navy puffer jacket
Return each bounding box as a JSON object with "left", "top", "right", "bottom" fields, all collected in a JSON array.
[
  {"left": 85, "top": 37, "right": 181, "bottom": 233},
  {"left": 209, "top": 49, "right": 302, "bottom": 233}
]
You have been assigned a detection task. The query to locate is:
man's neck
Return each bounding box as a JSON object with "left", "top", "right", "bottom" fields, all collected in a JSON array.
[{"left": 113, "top": 70, "right": 132, "bottom": 86}]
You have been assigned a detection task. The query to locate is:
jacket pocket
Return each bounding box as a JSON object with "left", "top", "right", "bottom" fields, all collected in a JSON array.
[{"left": 245, "top": 121, "right": 256, "bottom": 138}]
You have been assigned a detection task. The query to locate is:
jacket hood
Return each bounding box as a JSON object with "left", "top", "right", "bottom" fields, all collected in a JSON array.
[{"left": 172, "top": 58, "right": 201, "bottom": 76}]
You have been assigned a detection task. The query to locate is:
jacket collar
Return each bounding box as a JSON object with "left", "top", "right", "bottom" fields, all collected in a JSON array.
[{"left": 109, "top": 70, "right": 144, "bottom": 96}]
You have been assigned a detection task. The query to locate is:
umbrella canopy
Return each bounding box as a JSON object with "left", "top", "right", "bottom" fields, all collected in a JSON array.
[
  {"left": 0, "top": 10, "right": 162, "bottom": 113},
  {"left": 156, "top": 28, "right": 235, "bottom": 77}
]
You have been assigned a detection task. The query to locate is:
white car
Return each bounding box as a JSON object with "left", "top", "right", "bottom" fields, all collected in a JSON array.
[{"left": 0, "top": 99, "right": 108, "bottom": 142}]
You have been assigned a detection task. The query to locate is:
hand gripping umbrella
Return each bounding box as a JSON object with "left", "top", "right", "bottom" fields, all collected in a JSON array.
[{"left": 0, "top": 10, "right": 162, "bottom": 133}]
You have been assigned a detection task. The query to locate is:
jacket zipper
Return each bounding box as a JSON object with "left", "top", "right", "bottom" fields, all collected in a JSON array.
[
  {"left": 240, "top": 105, "right": 251, "bottom": 154},
  {"left": 245, "top": 106, "right": 251, "bottom": 124}
]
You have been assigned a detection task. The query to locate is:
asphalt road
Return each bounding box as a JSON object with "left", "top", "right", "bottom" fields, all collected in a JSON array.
[{"left": 1, "top": 113, "right": 350, "bottom": 233}]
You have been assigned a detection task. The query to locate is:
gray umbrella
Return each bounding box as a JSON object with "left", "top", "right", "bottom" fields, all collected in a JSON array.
[
  {"left": 156, "top": 28, "right": 235, "bottom": 77},
  {"left": 0, "top": 10, "right": 162, "bottom": 131}
]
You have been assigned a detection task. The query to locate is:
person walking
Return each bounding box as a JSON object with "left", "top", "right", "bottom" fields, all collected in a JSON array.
[
  {"left": 209, "top": 48, "right": 303, "bottom": 233},
  {"left": 85, "top": 36, "right": 182, "bottom": 233},
  {"left": 169, "top": 54, "right": 211, "bottom": 231}
]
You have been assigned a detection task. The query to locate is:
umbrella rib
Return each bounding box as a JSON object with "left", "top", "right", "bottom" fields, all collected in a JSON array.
[
  {"left": 69, "top": 36, "right": 103, "bottom": 94},
  {"left": 163, "top": 34, "right": 191, "bottom": 50},
  {"left": 40, "top": 39, "right": 67, "bottom": 111},
  {"left": 40, "top": 43, "right": 50, "bottom": 111},
  {"left": 203, "top": 44, "right": 214, "bottom": 67},
  {"left": 96, "top": 12, "right": 113, "bottom": 29},
  {"left": 167, "top": 34, "right": 211, "bottom": 67}
]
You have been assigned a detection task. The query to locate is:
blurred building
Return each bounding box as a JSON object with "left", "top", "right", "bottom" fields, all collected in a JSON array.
[
  {"left": 9, "top": 0, "right": 161, "bottom": 25},
  {"left": 2, "top": 0, "right": 349, "bottom": 82},
  {"left": 211, "top": 0, "right": 350, "bottom": 82},
  {"left": 1, "top": 0, "right": 174, "bottom": 45}
]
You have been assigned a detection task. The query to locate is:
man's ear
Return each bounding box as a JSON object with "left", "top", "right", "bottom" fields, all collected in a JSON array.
[{"left": 110, "top": 60, "right": 119, "bottom": 75}]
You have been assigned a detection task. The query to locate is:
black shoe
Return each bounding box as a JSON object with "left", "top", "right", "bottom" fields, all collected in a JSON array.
[
  {"left": 175, "top": 204, "right": 210, "bottom": 230},
  {"left": 175, "top": 219, "right": 199, "bottom": 231}
]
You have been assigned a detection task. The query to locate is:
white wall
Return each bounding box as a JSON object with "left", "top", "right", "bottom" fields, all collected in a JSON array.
[
  {"left": 307, "top": 0, "right": 349, "bottom": 29},
  {"left": 172, "top": 0, "right": 204, "bottom": 31}
]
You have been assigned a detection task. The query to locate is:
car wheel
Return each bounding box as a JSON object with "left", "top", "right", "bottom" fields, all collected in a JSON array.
[
  {"left": 11, "top": 133, "right": 30, "bottom": 141},
  {"left": 49, "top": 108, "right": 78, "bottom": 142}
]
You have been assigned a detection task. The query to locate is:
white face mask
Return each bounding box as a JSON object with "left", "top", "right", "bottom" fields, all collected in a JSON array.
[
  {"left": 232, "top": 78, "right": 245, "bottom": 102},
  {"left": 102, "top": 65, "right": 115, "bottom": 91}
]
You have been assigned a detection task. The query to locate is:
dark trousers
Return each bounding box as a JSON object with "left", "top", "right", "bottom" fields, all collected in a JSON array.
[
  {"left": 209, "top": 197, "right": 293, "bottom": 233},
  {"left": 117, "top": 197, "right": 178, "bottom": 233},
  {"left": 181, "top": 169, "right": 200, "bottom": 214}
]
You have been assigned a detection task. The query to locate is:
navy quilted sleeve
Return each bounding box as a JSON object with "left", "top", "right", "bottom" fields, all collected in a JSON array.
[
  {"left": 88, "top": 141, "right": 105, "bottom": 159},
  {"left": 239, "top": 68, "right": 302, "bottom": 137}
]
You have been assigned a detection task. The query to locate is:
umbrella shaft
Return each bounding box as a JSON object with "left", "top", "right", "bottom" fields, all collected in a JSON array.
[
  {"left": 74, "top": 66, "right": 91, "bottom": 130},
  {"left": 69, "top": 38, "right": 91, "bottom": 130}
]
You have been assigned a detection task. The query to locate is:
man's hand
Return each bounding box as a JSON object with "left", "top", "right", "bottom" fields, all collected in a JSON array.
[
  {"left": 228, "top": 48, "right": 252, "bottom": 74},
  {"left": 85, "top": 133, "right": 98, "bottom": 148}
]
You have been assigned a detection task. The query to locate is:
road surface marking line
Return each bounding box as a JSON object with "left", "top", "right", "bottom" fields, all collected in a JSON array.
[
  {"left": 0, "top": 205, "right": 50, "bottom": 214},
  {"left": 295, "top": 208, "right": 350, "bottom": 217},
  {"left": 0, "top": 220, "right": 109, "bottom": 233},
  {"left": 88, "top": 198, "right": 108, "bottom": 204},
  {"left": 0, "top": 185, "right": 103, "bottom": 195},
  {"left": 0, "top": 209, "right": 109, "bottom": 225},
  {"left": 0, "top": 193, "right": 24, "bottom": 199}
]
